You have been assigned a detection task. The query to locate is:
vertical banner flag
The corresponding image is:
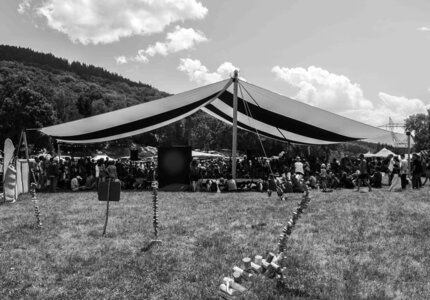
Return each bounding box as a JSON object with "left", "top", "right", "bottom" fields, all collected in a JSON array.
[{"left": 3, "top": 138, "right": 16, "bottom": 202}]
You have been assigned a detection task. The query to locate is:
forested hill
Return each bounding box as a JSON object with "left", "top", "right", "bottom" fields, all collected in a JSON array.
[
  {"left": 0, "top": 45, "right": 151, "bottom": 88},
  {"left": 0, "top": 44, "right": 171, "bottom": 149},
  {"left": 0, "top": 44, "right": 384, "bottom": 156},
  {"left": 0, "top": 45, "right": 283, "bottom": 155}
]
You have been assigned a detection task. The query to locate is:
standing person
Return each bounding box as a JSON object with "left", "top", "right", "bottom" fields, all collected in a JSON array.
[
  {"left": 320, "top": 163, "right": 328, "bottom": 192},
  {"left": 386, "top": 154, "right": 395, "bottom": 186},
  {"left": 422, "top": 156, "right": 430, "bottom": 186},
  {"left": 47, "top": 158, "right": 60, "bottom": 192},
  {"left": 189, "top": 159, "right": 201, "bottom": 192},
  {"left": 95, "top": 160, "right": 101, "bottom": 187},
  {"left": 267, "top": 173, "right": 277, "bottom": 196},
  {"left": 33, "top": 157, "right": 41, "bottom": 190},
  {"left": 294, "top": 156, "right": 304, "bottom": 176},
  {"left": 399, "top": 154, "right": 408, "bottom": 190},
  {"left": 106, "top": 160, "right": 118, "bottom": 180},
  {"left": 38, "top": 156, "right": 46, "bottom": 191},
  {"left": 357, "top": 154, "right": 372, "bottom": 192},
  {"left": 411, "top": 153, "right": 423, "bottom": 189},
  {"left": 98, "top": 159, "right": 107, "bottom": 183}
]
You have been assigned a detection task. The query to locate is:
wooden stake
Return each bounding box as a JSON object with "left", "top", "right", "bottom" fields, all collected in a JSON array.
[{"left": 102, "top": 179, "right": 111, "bottom": 236}]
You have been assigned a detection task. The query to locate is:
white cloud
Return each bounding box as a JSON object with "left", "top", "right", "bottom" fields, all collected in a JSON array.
[
  {"left": 378, "top": 92, "right": 430, "bottom": 118},
  {"left": 134, "top": 50, "right": 149, "bottom": 63},
  {"left": 417, "top": 26, "right": 430, "bottom": 31},
  {"left": 272, "top": 65, "right": 373, "bottom": 112},
  {"left": 272, "top": 65, "right": 429, "bottom": 126},
  {"left": 19, "top": 0, "right": 208, "bottom": 45},
  {"left": 114, "top": 56, "right": 128, "bottom": 65},
  {"left": 178, "top": 58, "right": 240, "bottom": 85},
  {"left": 17, "top": 0, "right": 32, "bottom": 14},
  {"left": 116, "top": 26, "right": 207, "bottom": 64}
]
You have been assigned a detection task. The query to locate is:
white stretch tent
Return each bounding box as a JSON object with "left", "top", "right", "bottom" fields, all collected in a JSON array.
[
  {"left": 363, "top": 151, "right": 375, "bottom": 158},
  {"left": 192, "top": 151, "right": 225, "bottom": 159},
  {"left": 374, "top": 148, "right": 396, "bottom": 157},
  {"left": 40, "top": 78, "right": 400, "bottom": 146}
]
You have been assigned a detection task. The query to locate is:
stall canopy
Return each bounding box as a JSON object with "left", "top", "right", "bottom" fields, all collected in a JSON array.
[
  {"left": 374, "top": 147, "right": 396, "bottom": 157},
  {"left": 192, "top": 151, "right": 225, "bottom": 159},
  {"left": 363, "top": 151, "right": 375, "bottom": 158},
  {"left": 40, "top": 78, "right": 400, "bottom": 146}
]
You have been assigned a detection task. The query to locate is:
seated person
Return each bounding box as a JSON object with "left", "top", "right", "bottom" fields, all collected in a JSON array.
[
  {"left": 370, "top": 169, "right": 382, "bottom": 188},
  {"left": 292, "top": 175, "right": 305, "bottom": 193},
  {"left": 83, "top": 173, "right": 96, "bottom": 190},
  {"left": 70, "top": 175, "right": 82, "bottom": 192},
  {"left": 217, "top": 177, "right": 226, "bottom": 192},
  {"left": 307, "top": 173, "right": 317, "bottom": 189},
  {"left": 226, "top": 174, "right": 237, "bottom": 192},
  {"left": 327, "top": 171, "right": 340, "bottom": 189},
  {"left": 208, "top": 179, "right": 219, "bottom": 192},
  {"left": 283, "top": 180, "right": 294, "bottom": 193},
  {"left": 340, "top": 172, "right": 355, "bottom": 189}
]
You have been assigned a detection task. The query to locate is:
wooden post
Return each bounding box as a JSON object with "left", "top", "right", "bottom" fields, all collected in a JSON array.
[
  {"left": 16, "top": 131, "right": 24, "bottom": 159},
  {"left": 232, "top": 70, "right": 239, "bottom": 180},
  {"left": 102, "top": 179, "right": 111, "bottom": 236}
]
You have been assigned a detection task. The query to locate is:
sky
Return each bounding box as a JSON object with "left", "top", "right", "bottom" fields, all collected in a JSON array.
[{"left": 1, "top": 0, "right": 430, "bottom": 128}]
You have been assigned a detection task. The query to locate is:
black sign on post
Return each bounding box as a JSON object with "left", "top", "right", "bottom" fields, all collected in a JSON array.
[
  {"left": 157, "top": 146, "right": 192, "bottom": 188},
  {"left": 98, "top": 181, "right": 121, "bottom": 202}
]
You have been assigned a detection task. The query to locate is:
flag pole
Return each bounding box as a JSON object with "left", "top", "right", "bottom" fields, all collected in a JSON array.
[{"left": 232, "top": 70, "right": 239, "bottom": 180}]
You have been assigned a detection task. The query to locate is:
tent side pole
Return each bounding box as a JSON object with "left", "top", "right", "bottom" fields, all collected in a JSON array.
[
  {"left": 23, "top": 130, "right": 42, "bottom": 228},
  {"left": 16, "top": 131, "right": 24, "bottom": 159},
  {"left": 406, "top": 131, "right": 411, "bottom": 177},
  {"left": 232, "top": 70, "right": 239, "bottom": 180}
]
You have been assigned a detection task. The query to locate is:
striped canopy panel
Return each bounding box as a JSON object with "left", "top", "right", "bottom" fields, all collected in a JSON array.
[{"left": 40, "top": 78, "right": 394, "bottom": 145}]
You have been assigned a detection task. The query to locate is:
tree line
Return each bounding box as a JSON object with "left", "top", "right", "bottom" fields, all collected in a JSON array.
[{"left": 0, "top": 45, "right": 150, "bottom": 88}]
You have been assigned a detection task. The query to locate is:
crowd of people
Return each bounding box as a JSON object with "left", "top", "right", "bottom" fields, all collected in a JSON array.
[
  {"left": 28, "top": 150, "right": 430, "bottom": 194},
  {"left": 190, "top": 152, "right": 430, "bottom": 194},
  {"left": 31, "top": 156, "right": 156, "bottom": 192}
]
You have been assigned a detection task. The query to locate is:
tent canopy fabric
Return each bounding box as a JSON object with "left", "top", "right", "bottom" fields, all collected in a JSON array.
[
  {"left": 40, "top": 79, "right": 232, "bottom": 144},
  {"left": 40, "top": 78, "right": 397, "bottom": 146},
  {"left": 374, "top": 148, "right": 396, "bottom": 157},
  {"left": 363, "top": 151, "right": 375, "bottom": 158},
  {"left": 192, "top": 151, "right": 225, "bottom": 159}
]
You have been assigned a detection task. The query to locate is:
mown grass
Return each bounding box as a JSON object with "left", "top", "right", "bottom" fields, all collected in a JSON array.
[{"left": 1, "top": 187, "right": 429, "bottom": 299}]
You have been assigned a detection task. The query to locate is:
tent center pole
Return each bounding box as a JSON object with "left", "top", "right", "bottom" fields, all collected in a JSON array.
[{"left": 232, "top": 70, "right": 239, "bottom": 180}]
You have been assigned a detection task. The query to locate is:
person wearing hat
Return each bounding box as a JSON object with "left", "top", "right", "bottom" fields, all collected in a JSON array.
[{"left": 357, "top": 154, "right": 372, "bottom": 192}]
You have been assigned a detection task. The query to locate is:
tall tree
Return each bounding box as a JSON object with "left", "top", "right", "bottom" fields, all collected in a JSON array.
[
  {"left": 0, "top": 87, "right": 56, "bottom": 143},
  {"left": 405, "top": 111, "right": 430, "bottom": 151}
]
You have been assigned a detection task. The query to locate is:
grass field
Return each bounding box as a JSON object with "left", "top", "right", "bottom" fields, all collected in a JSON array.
[{"left": 1, "top": 187, "right": 430, "bottom": 300}]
